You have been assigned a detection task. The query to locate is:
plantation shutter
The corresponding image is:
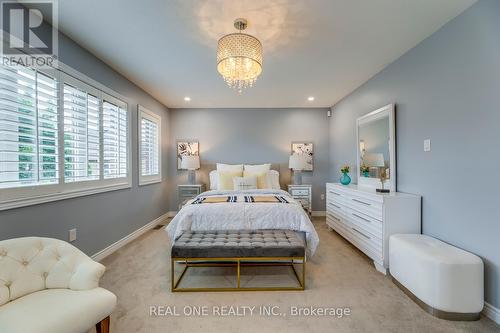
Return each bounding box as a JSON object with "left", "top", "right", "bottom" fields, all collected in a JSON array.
[
  {"left": 103, "top": 97, "right": 127, "bottom": 179},
  {"left": 140, "top": 116, "right": 159, "bottom": 176},
  {"left": 62, "top": 77, "right": 101, "bottom": 183},
  {"left": 0, "top": 65, "right": 59, "bottom": 189}
]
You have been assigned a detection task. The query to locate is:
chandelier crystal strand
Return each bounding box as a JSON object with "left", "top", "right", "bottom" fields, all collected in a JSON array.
[{"left": 217, "top": 19, "right": 262, "bottom": 93}]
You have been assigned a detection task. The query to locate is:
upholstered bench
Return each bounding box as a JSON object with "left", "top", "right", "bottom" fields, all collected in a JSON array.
[
  {"left": 171, "top": 230, "right": 306, "bottom": 291},
  {"left": 389, "top": 234, "right": 484, "bottom": 320}
]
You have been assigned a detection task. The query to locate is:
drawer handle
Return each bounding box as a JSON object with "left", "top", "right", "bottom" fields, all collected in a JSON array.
[
  {"left": 329, "top": 191, "right": 341, "bottom": 196},
  {"left": 352, "top": 228, "right": 371, "bottom": 240},
  {"left": 352, "top": 198, "right": 371, "bottom": 206},
  {"left": 328, "top": 202, "right": 341, "bottom": 209},
  {"left": 352, "top": 213, "right": 370, "bottom": 223}
]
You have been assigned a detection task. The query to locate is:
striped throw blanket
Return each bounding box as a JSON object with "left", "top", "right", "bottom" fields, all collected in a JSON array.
[{"left": 192, "top": 195, "right": 289, "bottom": 204}]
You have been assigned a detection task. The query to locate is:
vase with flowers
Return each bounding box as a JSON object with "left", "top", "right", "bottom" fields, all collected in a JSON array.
[
  {"left": 360, "top": 165, "right": 370, "bottom": 177},
  {"left": 340, "top": 165, "right": 351, "bottom": 185}
]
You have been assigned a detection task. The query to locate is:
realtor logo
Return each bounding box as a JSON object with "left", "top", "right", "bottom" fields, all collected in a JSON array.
[{"left": 1, "top": 0, "right": 58, "bottom": 68}]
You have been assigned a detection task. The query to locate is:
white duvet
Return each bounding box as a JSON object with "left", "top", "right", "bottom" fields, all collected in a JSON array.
[{"left": 165, "top": 189, "right": 319, "bottom": 256}]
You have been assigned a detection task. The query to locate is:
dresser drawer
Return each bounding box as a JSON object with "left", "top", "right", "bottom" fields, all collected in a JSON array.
[
  {"left": 326, "top": 212, "right": 349, "bottom": 238},
  {"left": 348, "top": 226, "right": 383, "bottom": 262},
  {"left": 341, "top": 205, "right": 382, "bottom": 240},
  {"left": 326, "top": 210, "right": 344, "bottom": 226},
  {"left": 327, "top": 184, "right": 383, "bottom": 202},
  {"left": 296, "top": 198, "right": 310, "bottom": 206},
  {"left": 342, "top": 219, "right": 382, "bottom": 259},
  {"left": 327, "top": 205, "right": 382, "bottom": 251},
  {"left": 327, "top": 188, "right": 382, "bottom": 221},
  {"left": 179, "top": 188, "right": 200, "bottom": 196},
  {"left": 327, "top": 212, "right": 382, "bottom": 262},
  {"left": 290, "top": 188, "right": 310, "bottom": 196},
  {"left": 326, "top": 200, "right": 345, "bottom": 217},
  {"left": 347, "top": 196, "right": 383, "bottom": 220}
]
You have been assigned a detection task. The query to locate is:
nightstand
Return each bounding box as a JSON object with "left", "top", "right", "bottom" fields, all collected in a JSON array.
[
  {"left": 288, "top": 184, "right": 312, "bottom": 214},
  {"left": 178, "top": 184, "right": 206, "bottom": 209}
]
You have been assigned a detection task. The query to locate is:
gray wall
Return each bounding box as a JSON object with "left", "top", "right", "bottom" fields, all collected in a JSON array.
[
  {"left": 168, "top": 108, "right": 330, "bottom": 212},
  {"left": 329, "top": 0, "right": 500, "bottom": 308},
  {"left": 0, "top": 32, "right": 170, "bottom": 256}
]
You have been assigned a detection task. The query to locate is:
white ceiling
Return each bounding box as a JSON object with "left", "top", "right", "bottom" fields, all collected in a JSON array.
[{"left": 53, "top": 0, "right": 476, "bottom": 108}]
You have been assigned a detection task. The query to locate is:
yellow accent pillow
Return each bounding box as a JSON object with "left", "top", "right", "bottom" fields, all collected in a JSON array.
[
  {"left": 243, "top": 171, "right": 269, "bottom": 189},
  {"left": 217, "top": 171, "right": 243, "bottom": 190}
]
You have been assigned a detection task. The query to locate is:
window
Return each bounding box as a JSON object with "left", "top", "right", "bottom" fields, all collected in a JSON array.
[
  {"left": 102, "top": 95, "right": 128, "bottom": 179},
  {"left": 0, "top": 63, "right": 131, "bottom": 210},
  {"left": 0, "top": 66, "right": 59, "bottom": 189},
  {"left": 62, "top": 75, "right": 101, "bottom": 182},
  {"left": 138, "top": 105, "right": 161, "bottom": 185}
]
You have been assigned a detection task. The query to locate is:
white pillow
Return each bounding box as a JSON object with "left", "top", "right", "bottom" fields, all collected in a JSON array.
[
  {"left": 233, "top": 176, "right": 258, "bottom": 191},
  {"left": 209, "top": 170, "right": 218, "bottom": 190},
  {"left": 268, "top": 170, "right": 280, "bottom": 189},
  {"left": 244, "top": 164, "right": 271, "bottom": 174},
  {"left": 217, "top": 163, "right": 243, "bottom": 172}
]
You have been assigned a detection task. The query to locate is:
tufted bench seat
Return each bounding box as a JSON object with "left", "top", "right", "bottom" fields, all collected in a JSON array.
[
  {"left": 172, "top": 230, "right": 306, "bottom": 258},
  {"left": 171, "top": 230, "right": 306, "bottom": 292}
]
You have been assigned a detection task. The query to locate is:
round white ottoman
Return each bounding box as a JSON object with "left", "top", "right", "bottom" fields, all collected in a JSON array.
[{"left": 389, "top": 234, "right": 483, "bottom": 321}]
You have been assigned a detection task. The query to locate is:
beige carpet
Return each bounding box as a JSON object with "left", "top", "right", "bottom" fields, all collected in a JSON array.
[{"left": 89, "top": 217, "right": 499, "bottom": 333}]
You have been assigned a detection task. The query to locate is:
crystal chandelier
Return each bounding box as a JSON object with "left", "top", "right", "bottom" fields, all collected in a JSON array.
[{"left": 217, "top": 18, "right": 263, "bottom": 93}]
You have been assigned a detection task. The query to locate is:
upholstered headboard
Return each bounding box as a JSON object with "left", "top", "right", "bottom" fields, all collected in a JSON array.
[
  {"left": 204, "top": 163, "right": 281, "bottom": 172},
  {"left": 194, "top": 163, "right": 288, "bottom": 190}
]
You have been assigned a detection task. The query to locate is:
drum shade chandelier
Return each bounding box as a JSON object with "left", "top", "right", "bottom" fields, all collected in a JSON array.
[{"left": 216, "top": 18, "right": 263, "bottom": 93}]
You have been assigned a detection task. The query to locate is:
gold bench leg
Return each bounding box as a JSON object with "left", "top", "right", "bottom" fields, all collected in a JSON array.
[
  {"left": 170, "top": 258, "right": 174, "bottom": 291},
  {"left": 237, "top": 259, "right": 241, "bottom": 288},
  {"left": 172, "top": 258, "right": 189, "bottom": 291},
  {"left": 171, "top": 257, "right": 306, "bottom": 292},
  {"left": 302, "top": 257, "right": 306, "bottom": 290},
  {"left": 290, "top": 257, "right": 306, "bottom": 289}
]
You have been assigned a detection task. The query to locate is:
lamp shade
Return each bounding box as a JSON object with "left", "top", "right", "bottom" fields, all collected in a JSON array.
[
  {"left": 289, "top": 154, "right": 307, "bottom": 171},
  {"left": 181, "top": 155, "right": 200, "bottom": 170},
  {"left": 359, "top": 140, "right": 365, "bottom": 153},
  {"left": 363, "top": 153, "right": 385, "bottom": 167}
]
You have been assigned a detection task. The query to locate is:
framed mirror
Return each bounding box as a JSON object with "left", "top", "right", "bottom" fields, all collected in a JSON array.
[{"left": 356, "top": 104, "right": 396, "bottom": 192}]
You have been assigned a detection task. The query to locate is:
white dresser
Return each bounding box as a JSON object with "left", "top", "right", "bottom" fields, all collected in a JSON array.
[{"left": 326, "top": 183, "right": 421, "bottom": 274}]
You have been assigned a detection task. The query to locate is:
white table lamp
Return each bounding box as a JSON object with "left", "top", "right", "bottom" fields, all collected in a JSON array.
[
  {"left": 364, "top": 153, "right": 388, "bottom": 192},
  {"left": 181, "top": 155, "right": 200, "bottom": 185},
  {"left": 363, "top": 153, "right": 385, "bottom": 168},
  {"left": 289, "top": 154, "right": 307, "bottom": 185}
]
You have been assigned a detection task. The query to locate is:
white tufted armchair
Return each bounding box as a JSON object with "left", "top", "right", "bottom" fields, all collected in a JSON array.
[{"left": 0, "top": 237, "right": 116, "bottom": 333}]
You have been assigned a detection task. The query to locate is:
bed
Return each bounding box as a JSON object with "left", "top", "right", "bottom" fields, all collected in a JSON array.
[
  {"left": 166, "top": 188, "right": 319, "bottom": 256},
  {"left": 165, "top": 163, "right": 319, "bottom": 291}
]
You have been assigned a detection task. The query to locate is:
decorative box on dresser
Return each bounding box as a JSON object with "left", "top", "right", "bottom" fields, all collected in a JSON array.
[
  {"left": 288, "top": 184, "right": 312, "bottom": 215},
  {"left": 326, "top": 183, "right": 421, "bottom": 274}
]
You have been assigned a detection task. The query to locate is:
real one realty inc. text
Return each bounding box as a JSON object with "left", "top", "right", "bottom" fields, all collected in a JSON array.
[{"left": 150, "top": 305, "right": 352, "bottom": 318}]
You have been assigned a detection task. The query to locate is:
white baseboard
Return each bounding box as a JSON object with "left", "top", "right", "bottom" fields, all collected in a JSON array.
[
  {"left": 91, "top": 212, "right": 170, "bottom": 262},
  {"left": 167, "top": 211, "right": 177, "bottom": 218},
  {"left": 312, "top": 211, "right": 326, "bottom": 217},
  {"left": 482, "top": 302, "right": 500, "bottom": 324}
]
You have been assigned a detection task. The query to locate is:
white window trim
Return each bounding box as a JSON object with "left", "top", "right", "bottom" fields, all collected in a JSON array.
[
  {"left": 0, "top": 61, "right": 132, "bottom": 211},
  {"left": 138, "top": 105, "right": 162, "bottom": 186}
]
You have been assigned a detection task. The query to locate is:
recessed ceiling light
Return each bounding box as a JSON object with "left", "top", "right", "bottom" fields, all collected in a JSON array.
[
  {"left": 184, "top": 97, "right": 191, "bottom": 102},
  {"left": 308, "top": 96, "right": 315, "bottom": 101}
]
